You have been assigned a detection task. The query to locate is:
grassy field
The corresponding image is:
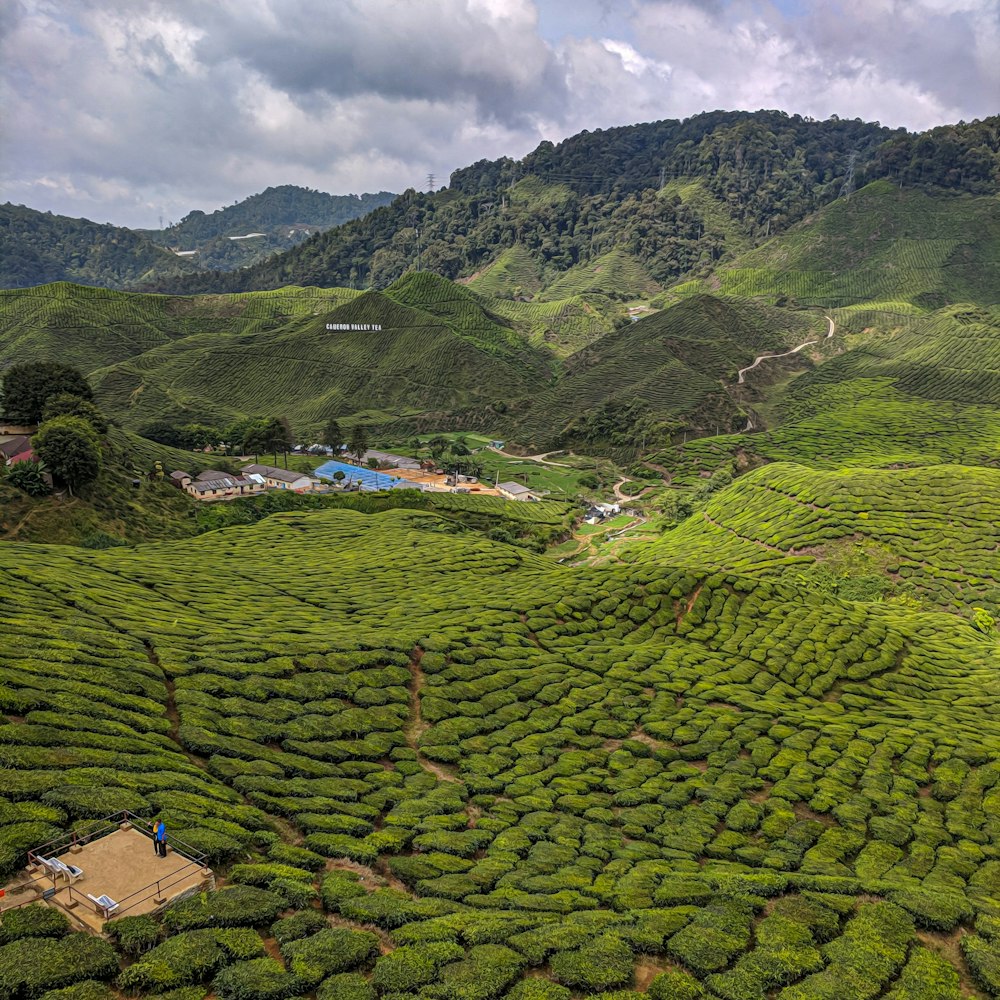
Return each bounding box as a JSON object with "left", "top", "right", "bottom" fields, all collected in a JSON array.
[{"left": 0, "top": 505, "right": 998, "bottom": 997}]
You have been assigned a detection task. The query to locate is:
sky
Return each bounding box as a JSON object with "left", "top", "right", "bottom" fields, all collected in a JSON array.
[{"left": 2, "top": 0, "right": 997, "bottom": 229}]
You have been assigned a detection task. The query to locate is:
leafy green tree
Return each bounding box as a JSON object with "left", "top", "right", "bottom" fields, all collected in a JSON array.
[
  {"left": 178, "top": 423, "right": 220, "bottom": 450},
  {"left": 261, "top": 417, "right": 293, "bottom": 466},
  {"left": 42, "top": 393, "right": 109, "bottom": 435},
  {"left": 322, "top": 417, "right": 343, "bottom": 454},
  {"left": 333, "top": 470, "right": 346, "bottom": 486},
  {"left": 4, "top": 459, "right": 50, "bottom": 497},
  {"left": 32, "top": 416, "right": 101, "bottom": 494},
  {"left": 349, "top": 425, "right": 369, "bottom": 465},
  {"left": 427, "top": 436, "right": 450, "bottom": 460},
  {"left": 1, "top": 363, "right": 93, "bottom": 424}
]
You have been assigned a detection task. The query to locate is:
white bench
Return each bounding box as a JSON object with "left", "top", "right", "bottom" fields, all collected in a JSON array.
[
  {"left": 37, "top": 857, "right": 83, "bottom": 883},
  {"left": 86, "top": 893, "right": 119, "bottom": 918},
  {"left": 49, "top": 858, "right": 84, "bottom": 883}
]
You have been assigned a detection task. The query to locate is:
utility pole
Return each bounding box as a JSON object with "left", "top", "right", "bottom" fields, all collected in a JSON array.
[
  {"left": 659, "top": 166, "right": 666, "bottom": 190},
  {"left": 415, "top": 228, "right": 421, "bottom": 271},
  {"left": 426, "top": 173, "right": 435, "bottom": 192},
  {"left": 840, "top": 150, "right": 857, "bottom": 201}
]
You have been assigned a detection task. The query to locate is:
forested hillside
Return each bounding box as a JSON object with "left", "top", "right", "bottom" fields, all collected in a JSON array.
[
  {"left": 143, "top": 113, "right": 1000, "bottom": 299},
  {"left": 139, "top": 186, "right": 397, "bottom": 272},
  {"left": 0, "top": 187, "right": 396, "bottom": 290},
  {"left": 0, "top": 205, "right": 197, "bottom": 290}
]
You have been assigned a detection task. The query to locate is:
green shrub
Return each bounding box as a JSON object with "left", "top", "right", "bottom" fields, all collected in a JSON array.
[
  {"left": 104, "top": 915, "right": 159, "bottom": 957},
  {"left": 229, "top": 864, "right": 313, "bottom": 888},
  {"left": 36, "top": 984, "right": 114, "bottom": 1000},
  {"left": 0, "top": 934, "right": 118, "bottom": 998},
  {"left": 316, "top": 973, "right": 375, "bottom": 1000},
  {"left": 550, "top": 934, "right": 633, "bottom": 991},
  {"left": 371, "top": 943, "right": 464, "bottom": 993},
  {"left": 267, "top": 877, "right": 318, "bottom": 909},
  {"left": 961, "top": 935, "right": 1000, "bottom": 994},
  {"left": 212, "top": 959, "right": 303, "bottom": 1000},
  {"left": 502, "top": 982, "right": 571, "bottom": 1000},
  {"left": 0, "top": 905, "right": 69, "bottom": 944},
  {"left": 271, "top": 912, "right": 328, "bottom": 947},
  {"left": 281, "top": 929, "right": 379, "bottom": 986},
  {"left": 320, "top": 872, "right": 367, "bottom": 912},
  {"left": 215, "top": 930, "right": 266, "bottom": 962},
  {"left": 163, "top": 887, "right": 286, "bottom": 931},
  {"left": 117, "top": 930, "right": 224, "bottom": 993},
  {"left": 646, "top": 969, "right": 705, "bottom": 1000},
  {"left": 437, "top": 945, "right": 525, "bottom": 1000},
  {"left": 266, "top": 844, "right": 326, "bottom": 872}
]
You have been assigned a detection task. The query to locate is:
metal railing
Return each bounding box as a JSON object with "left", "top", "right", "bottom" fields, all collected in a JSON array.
[
  {"left": 2, "top": 810, "right": 211, "bottom": 921},
  {"left": 26, "top": 809, "right": 207, "bottom": 867}
]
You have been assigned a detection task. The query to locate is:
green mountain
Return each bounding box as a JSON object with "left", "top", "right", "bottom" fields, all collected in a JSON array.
[
  {"left": 0, "top": 187, "right": 396, "bottom": 291},
  {"left": 147, "top": 111, "right": 901, "bottom": 295},
  {"left": 140, "top": 185, "right": 396, "bottom": 271},
  {"left": 0, "top": 204, "right": 198, "bottom": 290},
  {"left": 667, "top": 180, "right": 1000, "bottom": 310}
]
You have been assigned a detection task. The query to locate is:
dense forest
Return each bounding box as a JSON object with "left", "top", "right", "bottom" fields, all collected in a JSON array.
[
  {"left": 0, "top": 205, "right": 197, "bottom": 290},
  {"left": 0, "top": 187, "right": 396, "bottom": 290},
  {"left": 145, "top": 110, "right": 926, "bottom": 295}
]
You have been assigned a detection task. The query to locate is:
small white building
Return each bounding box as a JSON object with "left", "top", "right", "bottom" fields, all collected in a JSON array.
[
  {"left": 497, "top": 481, "right": 540, "bottom": 502},
  {"left": 242, "top": 464, "right": 321, "bottom": 492}
]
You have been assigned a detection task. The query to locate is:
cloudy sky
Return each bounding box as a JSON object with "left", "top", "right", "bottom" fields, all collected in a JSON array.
[{"left": 2, "top": 0, "right": 997, "bottom": 228}]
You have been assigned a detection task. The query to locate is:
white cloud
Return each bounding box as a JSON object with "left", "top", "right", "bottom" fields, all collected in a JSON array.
[{"left": 0, "top": 0, "right": 993, "bottom": 228}]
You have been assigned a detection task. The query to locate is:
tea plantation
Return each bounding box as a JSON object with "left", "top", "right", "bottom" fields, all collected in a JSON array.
[{"left": 2, "top": 506, "right": 999, "bottom": 997}]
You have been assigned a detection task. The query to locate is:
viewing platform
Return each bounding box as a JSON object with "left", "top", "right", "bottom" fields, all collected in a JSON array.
[{"left": 0, "top": 812, "right": 213, "bottom": 933}]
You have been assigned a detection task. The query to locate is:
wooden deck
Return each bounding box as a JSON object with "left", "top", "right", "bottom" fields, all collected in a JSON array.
[{"left": 23, "top": 827, "right": 211, "bottom": 931}]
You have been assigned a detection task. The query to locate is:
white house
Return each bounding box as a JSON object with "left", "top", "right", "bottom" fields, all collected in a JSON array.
[
  {"left": 497, "top": 481, "right": 540, "bottom": 502},
  {"left": 241, "top": 464, "right": 321, "bottom": 492}
]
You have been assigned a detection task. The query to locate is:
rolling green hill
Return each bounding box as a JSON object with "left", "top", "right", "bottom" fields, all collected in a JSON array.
[
  {"left": 508, "top": 295, "right": 823, "bottom": 451},
  {"left": 669, "top": 181, "right": 1000, "bottom": 310},
  {"left": 639, "top": 462, "right": 1000, "bottom": 616},
  {"left": 86, "top": 272, "right": 555, "bottom": 432},
  {"left": 0, "top": 281, "right": 360, "bottom": 372},
  {"left": 653, "top": 304, "right": 1000, "bottom": 478},
  {"left": 1, "top": 503, "right": 998, "bottom": 997}
]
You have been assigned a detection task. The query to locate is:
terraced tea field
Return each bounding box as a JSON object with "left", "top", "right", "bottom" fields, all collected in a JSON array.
[
  {"left": 2, "top": 507, "right": 999, "bottom": 998},
  {"left": 641, "top": 463, "right": 1000, "bottom": 616}
]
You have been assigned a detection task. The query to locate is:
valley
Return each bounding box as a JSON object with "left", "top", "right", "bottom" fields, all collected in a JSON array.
[{"left": 0, "top": 109, "right": 998, "bottom": 999}]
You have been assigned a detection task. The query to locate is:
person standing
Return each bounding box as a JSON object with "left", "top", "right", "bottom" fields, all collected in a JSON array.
[
  {"left": 150, "top": 819, "right": 160, "bottom": 855},
  {"left": 155, "top": 819, "right": 167, "bottom": 857}
]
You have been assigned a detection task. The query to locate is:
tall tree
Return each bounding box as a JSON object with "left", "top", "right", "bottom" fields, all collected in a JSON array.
[
  {"left": 349, "top": 424, "right": 369, "bottom": 465},
  {"left": 260, "top": 416, "right": 293, "bottom": 466},
  {"left": 41, "top": 393, "right": 109, "bottom": 434},
  {"left": 32, "top": 416, "right": 101, "bottom": 495},
  {"left": 322, "top": 417, "right": 343, "bottom": 454},
  {"left": 1, "top": 363, "right": 93, "bottom": 424}
]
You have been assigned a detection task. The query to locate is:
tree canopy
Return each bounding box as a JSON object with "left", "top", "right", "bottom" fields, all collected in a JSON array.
[
  {"left": 32, "top": 415, "right": 102, "bottom": 493},
  {"left": 1, "top": 363, "right": 94, "bottom": 424}
]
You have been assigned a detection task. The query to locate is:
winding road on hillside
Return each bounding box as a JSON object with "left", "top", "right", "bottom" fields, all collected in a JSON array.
[
  {"left": 489, "top": 446, "right": 573, "bottom": 466},
  {"left": 736, "top": 315, "right": 835, "bottom": 384}
]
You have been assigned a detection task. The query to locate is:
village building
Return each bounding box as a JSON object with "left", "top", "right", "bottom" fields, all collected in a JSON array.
[
  {"left": 241, "top": 464, "right": 323, "bottom": 492},
  {"left": 0, "top": 434, "right": 33, "bottom": 466},
  {"left": 185, "top": 473, "right": 266, "bottom": 501},
  {"left": 497, "top": 481, "right": 541, "bottom": 502}
]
